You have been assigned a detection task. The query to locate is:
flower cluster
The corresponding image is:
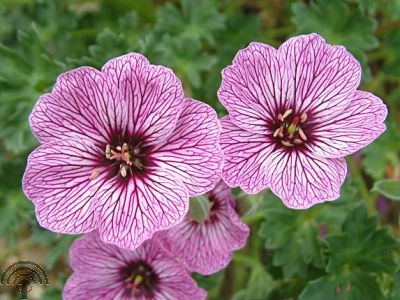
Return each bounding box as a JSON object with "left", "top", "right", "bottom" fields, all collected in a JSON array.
[{"left": 22, "top": 33, "right": 387, "bottom": 298}]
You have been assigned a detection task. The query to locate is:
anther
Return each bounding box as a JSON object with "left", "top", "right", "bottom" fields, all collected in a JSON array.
[
  {"left": 282, "top": 109, "right": 293, "bottom": 120},
  {"left": 300, "top": 112, "right": 308, "bottom": 123},
  {"left": 120, "top": 165, "right": 128, "bottom": 178},
  {"left": 278, "top": 127, "right": 284, "bottom": 138},
  {"left": 277, "top": 113, "right": 284, "bottom": 122},
  {"left": 105, "top": 144, "right": 112, "bottom": 159},
  {"left": 281, "top": 140, "right": 294, "bottom": 147},
  {"left": 273, "top": 128, "right": 281, "bottom": 138},
  {"left": 293, "top": 138, "right": 303, "bottom": 144},
  {"left": 298, "top": 128, "right": 307, "bottom": 141}
]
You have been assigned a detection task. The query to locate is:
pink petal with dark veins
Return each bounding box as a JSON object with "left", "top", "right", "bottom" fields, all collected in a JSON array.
[
  {"left": 265, "top": 149, "right": 347, "bottom": 209},
  {"left": 218, "top": 42, "right": 293, "bottom": 134},
  {"left": 22, "top": 138, "right": 105, "bottom": 233},
  {"left": 64, "top": 232, "right": 206, "bottom": 300},
  {"left": 30, "top": 67, "right": 127, "bottom": 145},
  {"left": 153, "top": 98, "right": 223, "bottom": 196},
  {"left": 157, "top": 181, "right": 249, "bottom": 275},
  {"left": 220, "top": 116, "right": 273, "bottom": 193},
  {"left": 279, "top": 33, "right": 361, "bottom": 120},
  {"left": 102, "top": 53, "right": 185, "bottom": 144},
  {"left": 309, "top": 91, "right": 387, "bottom": 158},
  {"left": 95, "top": 170, "right": 189, "bottom": 250}
]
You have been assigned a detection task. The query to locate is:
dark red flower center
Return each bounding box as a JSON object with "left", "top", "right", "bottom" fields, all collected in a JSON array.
[
  {"left": 121, "top": 260, "right": 159, "bottom": 298},
  {"left": 103, "top": 135, "right": 154, "bottom": 179},
  {"left": 272, "top": 109, "right": 310, "bottom": 148}
]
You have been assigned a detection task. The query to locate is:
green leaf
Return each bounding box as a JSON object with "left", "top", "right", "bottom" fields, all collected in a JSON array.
[
  {"left": 348, "top": 0, "right": 378, "bottom": 14},
  {"left": 373, "top": 179, "right": 400, "bottom": 201},
  {"left": 154, "top": 35, "right": 217, "bottom": 89},
  {"left": 292, "top": 0, "right": 379, "bottom": 82},
  {"left": 362, "top": 121, "right": 400, "bottom": 180},
  {"left": 300, "top": 204, "right": 400, "bottom": 300},
  {"left": 326, "top": 204, "right": 399, "bottom": 274},
  {"left": 0, "top": 25, "right": 65, "bottom": 154},
  {"left": 258, "top": 181, "right": 357, "bottom": 277},
  {"left": 232, "top": 266, "right": 274, "bottom": 300},
  {"left": 299, "top": 273, "right": 384, "bottom": 300},
  {"left": 156, "top": 0, "right": 225, "bottom": 44}
]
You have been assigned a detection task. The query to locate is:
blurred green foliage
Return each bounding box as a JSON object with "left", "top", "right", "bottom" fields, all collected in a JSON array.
[{"left": 0, "top": 0, "right": 399, "bottom": 299}]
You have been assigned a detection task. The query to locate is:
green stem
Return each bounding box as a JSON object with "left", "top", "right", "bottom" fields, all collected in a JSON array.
[{"left": 347, "top": 156, "right": 376, "bottom": 213}]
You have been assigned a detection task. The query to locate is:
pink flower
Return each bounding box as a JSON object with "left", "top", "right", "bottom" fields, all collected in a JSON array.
[
  {"left": 157, "top": 181, "right": 249, "bottom": 275},
  {"left": 218, "top": 34, "right": 387, "bottom": 209},
  {"left": 63, "top": 232, "right": 206, "bottom": 300},
  {"left": 22, "top": 53, "right": 223, "bottom": 249}
]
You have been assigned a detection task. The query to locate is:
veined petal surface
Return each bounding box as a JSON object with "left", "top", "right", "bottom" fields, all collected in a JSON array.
[
  {"left": 153, "top": 98, "right": 223, "bottom": 196},
  {"left": 102, "top": 53, "right": 185, "bottom": 144},
  {"left": 220, "top": 116, "right": 273, "bottom": 194}
]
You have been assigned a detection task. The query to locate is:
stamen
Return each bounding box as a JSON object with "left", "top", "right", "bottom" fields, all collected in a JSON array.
[
  {"left": 298, "top": 128, "right": 307, "bottom": 141},
  {"left": 300, "top": 112, "right": 308, "bottom": 123},
  {"left": 120, "top": 165, "right": 128, "bottom": 178},
  {"left": 105, "top": 144, "right": 112, "bottom": 159},
  {"left": 281, "top": 140, "right": 294, "bottom": 147},
  {"left": 282, "top": 109, "right": 293, "bottom": 120},
  {"left": 273, "top": 128, "right": 281, "bottom": 137},
  {"left": 293, "top": 138, "right": 303, "bottom": 144},
  {"left": 277, "top": 113, "right": 284, "bottom": 122},
  {"left": 278, "top": 127, "right": 284, "bottom": 138}
]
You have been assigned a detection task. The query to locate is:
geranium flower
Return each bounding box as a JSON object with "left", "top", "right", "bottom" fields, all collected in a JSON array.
[
  {"left": 63, "top": 232, "right": 206, "bottom": 300},
  {"left": 22, "top": 53, "right": 223, "bottom": 249},
  {"left": 157, "top": 181, "right": 249, "bottom": 275},
  {"left": 218, "top": 34, "right": 387, "bottom": 209}
]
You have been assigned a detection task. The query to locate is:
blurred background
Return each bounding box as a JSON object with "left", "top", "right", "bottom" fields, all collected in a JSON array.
[{"left": 0, "top": 0, "right": 399, "bottom": 299}]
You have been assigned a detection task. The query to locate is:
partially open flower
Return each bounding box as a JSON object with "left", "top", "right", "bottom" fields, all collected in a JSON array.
[
  {"left": 157, "top": 181, "right": 249, "bottom": 275},
  {"left": 218, "top": 33, "right": 387, "bottom": 209},
  {"left": 22, "top": 53, "right": 223, "bottom": 249},
  {"left": 63, "top": 232, "right": 206, "bottom": 300}
]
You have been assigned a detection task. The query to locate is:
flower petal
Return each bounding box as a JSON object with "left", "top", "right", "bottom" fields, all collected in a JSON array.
[
  {"left": 30, "top": 67, "right": 126, "bottom": 145},
  {"left": 309, "top": 91, "right": 388, "bottom": 158},
  {"left": 279, "top": 33, "right": 361, "bottom": 119},
  {"left": 102, "top": 53, "right": 185, "bottom": 144},
  {"left": 64, "top": 232, "right": 206, "bottom": 300},
  {"left": 153, "top": 99, "right": 223, "bottom": 196},
  {"left": 22, "top": 139, "right": 106, "bottom": 233},
  {"left": 218, "top": 42, "right": 293, "bottom": 134},
  {"left": 95, "top": 171, "right": 189, "bottom": 250},
  {"left": 266, "top": 150, "right": 347, "bottom": 209},
  {"left": 158, "top": 181, "right": 249, "bottom": 275},
  {"left": 65, "top": 233, "right": 127, "bottom": 300},
  {"left": 220, "top": 116, "right": 273, "bottom": 194}
]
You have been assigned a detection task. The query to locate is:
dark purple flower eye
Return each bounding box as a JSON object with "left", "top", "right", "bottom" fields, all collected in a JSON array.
[
  {"left": 22, "top": 53, "right": 223, "bottom": 250},
  {"left": 218, "top": 33, "right": 387, "bottom": 209}
]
